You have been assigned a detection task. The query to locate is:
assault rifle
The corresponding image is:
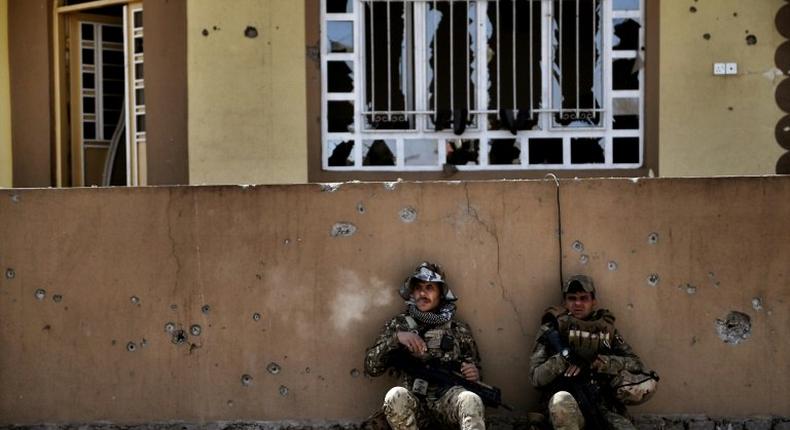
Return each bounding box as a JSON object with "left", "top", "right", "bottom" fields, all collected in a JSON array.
[
  {"left": 388, "top": 350, "right": 513, "bottom": 411},
  {"left": 541, "top": 320, "right": 611, "bottom": 430}
]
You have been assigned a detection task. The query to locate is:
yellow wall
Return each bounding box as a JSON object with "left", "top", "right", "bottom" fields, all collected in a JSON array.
[
  {"left": 187, "top": 0, "right": 308, "bottom": 185},
  {"left": 659, "top": 0, "right": 786, "bottom": 176},
  {"left": 0, "top": 0, "right": 12, "bottom": 187}
]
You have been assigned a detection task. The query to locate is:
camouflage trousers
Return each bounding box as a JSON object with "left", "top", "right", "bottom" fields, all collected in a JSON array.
[
  {"left": 548, "top": 391, "right": 635, "bottom": 430},
  {"left": 382, "top": 385, "right": 486, "bottom": 430}
]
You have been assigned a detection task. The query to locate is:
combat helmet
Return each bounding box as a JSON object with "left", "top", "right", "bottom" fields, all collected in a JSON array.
[{"left": 399, "top": 261, "right": 458, "bottom": 302}]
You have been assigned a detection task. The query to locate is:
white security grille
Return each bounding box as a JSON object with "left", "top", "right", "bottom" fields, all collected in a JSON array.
[{"left": 321, "top": 0, "right": 644, "bottom": 170}]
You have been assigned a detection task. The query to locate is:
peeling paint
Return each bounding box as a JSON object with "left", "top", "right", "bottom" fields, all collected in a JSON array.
[
  {"left": 715, "top": 311, "right": 752, "bottom": 345},
  {"left": 319, "top": 183, "right": 342, "bottom": 192},
  {"left": 330, "top": 222, "right": 357, "bottom": 237}
]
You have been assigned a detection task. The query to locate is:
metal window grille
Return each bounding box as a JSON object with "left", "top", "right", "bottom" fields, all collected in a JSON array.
[{"left": 321, "top": 0, "right": 644, "bottom": 171}]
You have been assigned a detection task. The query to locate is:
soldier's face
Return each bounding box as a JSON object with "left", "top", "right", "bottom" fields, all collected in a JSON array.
[
  {"left": 411, "top": 281, "right": 441, "bottom": 312},
  {"left": 564, "top": 292, "right": 596, "bottom": 319}
]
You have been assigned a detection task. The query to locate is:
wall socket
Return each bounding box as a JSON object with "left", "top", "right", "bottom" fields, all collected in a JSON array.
[{"left": 714, "top": 62, "right": 738, "bottom": 76}]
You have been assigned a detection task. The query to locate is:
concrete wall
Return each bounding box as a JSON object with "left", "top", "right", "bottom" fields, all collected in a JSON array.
[
  {"left": 0, "top": 177, "right": 788, "bottom": 424},
  {"left": 659, "top": 0, "right": 787, "bottom": 176},
  {"left": 0, "top": 0, "right": 12, "bottom": 187},
  {"left": 186, "top": 0, "right": 308, "bottom": 185}
]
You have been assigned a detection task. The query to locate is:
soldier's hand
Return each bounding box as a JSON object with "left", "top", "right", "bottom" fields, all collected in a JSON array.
[
  {"left": 397, "top": 331, "right": 427, "bottom": 356},
  {"left": 460, "top": 362, "right": 480, "bottom": 382},
  {"left": 590, "top": 356, "right": 607, "bottom": 372},
  {"left": 564, "top": 364, "right": 582, "bottom": 378}
]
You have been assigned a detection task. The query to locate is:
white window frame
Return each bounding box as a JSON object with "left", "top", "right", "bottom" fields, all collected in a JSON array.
[{"left": 320, "top": 0, "right": 645, "bottom": 172}]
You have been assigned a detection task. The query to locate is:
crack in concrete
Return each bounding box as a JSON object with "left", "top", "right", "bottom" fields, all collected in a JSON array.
[
  {"left": 463, "top": 184, "right": 528, "bottom": 338},
  {"left": 166, "top": 189, "right": 183, "bottom": 294}
]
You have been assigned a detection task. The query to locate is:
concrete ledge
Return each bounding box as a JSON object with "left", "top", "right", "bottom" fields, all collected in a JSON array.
[{"left": 2, "top": 416, "right": 790, "bottom": 430}]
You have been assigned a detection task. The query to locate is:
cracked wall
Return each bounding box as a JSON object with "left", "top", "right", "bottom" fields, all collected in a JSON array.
[{"left": 0, "top": 177, "right": 789, "bottom": 424}]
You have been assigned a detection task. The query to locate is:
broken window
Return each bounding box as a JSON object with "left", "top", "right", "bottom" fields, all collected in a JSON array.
[{"left": 321, "top": 0, "right": 645, "bottom": 171}]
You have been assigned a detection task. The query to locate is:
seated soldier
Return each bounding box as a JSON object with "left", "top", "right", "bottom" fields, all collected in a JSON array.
[
  {"left": 529, "top": 275, "right": 658, "bottom": 430},
  {"left": 364, "top": 262, "right": 486, "bottom": 430}
]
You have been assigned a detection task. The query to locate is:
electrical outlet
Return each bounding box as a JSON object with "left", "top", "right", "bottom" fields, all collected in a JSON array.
[
  {"left": 725, "top": 63, "right": 738, "bottom": 75},
  {"left": 713, "top": 63, "right": 726, "bottom": 75}
]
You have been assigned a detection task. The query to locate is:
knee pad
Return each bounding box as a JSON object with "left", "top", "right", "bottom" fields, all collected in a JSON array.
[
  {"left": 456, "top": 391, "right": 484, "bottom": 416},
  {"left": 549, "top": 391, "right": 584, "bottom": 430},
  {"left": 384, "top": 386, "right": 412, "bottom": 410}
]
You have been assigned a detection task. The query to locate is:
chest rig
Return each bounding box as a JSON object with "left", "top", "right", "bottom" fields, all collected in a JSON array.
[
  {"left": 545, "top": 306, "right": 616, "bottom": 362},
  {"left": 402, "top": 316, "right": 460, "bottom": 396}
]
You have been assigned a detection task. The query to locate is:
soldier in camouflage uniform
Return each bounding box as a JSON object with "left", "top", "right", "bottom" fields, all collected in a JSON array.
[
  {"left": 364, "top": 262, "right": 486, "bottom": 430},
  {"left": 529, "top": 275, "right": 657, "bottom": 430}
]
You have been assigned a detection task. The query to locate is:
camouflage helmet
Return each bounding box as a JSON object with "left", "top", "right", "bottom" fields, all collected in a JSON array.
[
  {"left": 562, "top": 274, "right": 596, "bottom": 295},
  {"left": 611, "top": 370, "right": 659, "bottom": 405},
  {"left": 399, "top": 261, "right": 458, "bottom": 302}
]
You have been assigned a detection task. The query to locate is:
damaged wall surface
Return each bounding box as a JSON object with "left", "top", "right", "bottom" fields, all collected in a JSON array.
[
  {"left": 660, "top": 0, "right": 787, "bottom": 176},
  {"left": 0, "top": 178, "right": 789, "bottom": 424}
]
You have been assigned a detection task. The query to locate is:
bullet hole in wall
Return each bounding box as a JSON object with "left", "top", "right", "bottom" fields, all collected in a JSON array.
[
  {"left": 579, "top": 254, "right": 589, "bottom": 265},
  {"left": 127, "top": 342, "right": 137, "bottom": 352},
  {"left": 350, "top": 368, "right": 361, "bottom": 378},
  {"left": 279, "top": 385, "right": 289, "bottom": 396},
  {"left": 267, "top": 362, "right": 282, "bottom": 375},
  {"left": 164, "top": 322, "right": 176, "bottom": 333},
  {"left": 715, "top": 311, "right": 752, "bottom": 345},
  {"left": 751, "top": 297, "right": 763, "bottom": 311},
  {"left": 252, "top": 312, "right": 262, "bottom": 322},
  {"left": 34, "top": 289, "right": 46, "bottom": 301},
  {"left": 745, "top": 34, "right": 757, "bottom": 46},
  {"left": 202, "top": 304, "right": 211, "bottom": 315},
  {"left": 241, "top": 374, "right": 253, "bottom": 386},
  {"left": 171, "top": 329, "right": 188, "bottom": 345},
  {"left": 170, "top": 304, "right": 178, "bottom": 310},
  {"left": 244, "top": 26, "right": 259, "bottom": 38},
  {"left": 330, "top": 222, "right": 357, "bottom": 237},
  {"left": 320, "top": 183, "right": 341, "bottom": 192},
  {"left": 607, "top": 261, "right": 618, "bottom": 271},
  {"left": 5, "top": 268, "right": 15, "bottom": 279},
  {"left": 647, "top": 232, "right": 659, "bottom": 244},
  {"left": 357, "top": 202, "right": 366, "bottom": 214},
  {"left": 201, "top": 29, "right": 209, "bottom": 37},
  {"left": 53, "top": 294, "right": 63, "bottom": 303},
  {"left": 399, "top": 207, "right": 417, "bottom": 223},
  {"left": 190, "top": 325, "right": 202, "bottom": 336},
  {"left": 647, "top": 274, "right": 660, "bottom": 287},
  {"left": 689, "top": 6, "right": 697, "bottom": 13},
  {"left": 703, "top": 33, "right": 711, "bottom": 40},
  {"left": 130, "top": 296, "right": 140, "bottom": 305},
  {"left": 571, "top": 240, "right": 584, "bottom": 253}
]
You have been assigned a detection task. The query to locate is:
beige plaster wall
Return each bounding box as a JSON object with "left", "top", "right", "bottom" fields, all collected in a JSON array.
[
  {"left": 186, "top": 0, "right": 308, "bottom": 185},
  {"left": 0, "top": 0, "right": 12, "bottom": 187},
  {"left": 659, "top": 0, "right": 786, "bottom": 176},
  {"left": 0, "top": 178, "right": 788, "bottom": 424}
]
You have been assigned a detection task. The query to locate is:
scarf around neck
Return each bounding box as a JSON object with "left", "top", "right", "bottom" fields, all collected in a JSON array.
[{"left": 407, "top": 301, "right": 456, "bottom": 327}]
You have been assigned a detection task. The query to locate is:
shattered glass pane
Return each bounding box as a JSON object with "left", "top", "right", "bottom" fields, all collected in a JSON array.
[
  {"left": 613, "top": 18, "right": 640, "bottom": 51},
  {"left": 404, "top": 140, "right": 439, "bottom": 166},
  {"left": 486, "top": 0, "right": 541, "bottom": 131},
  {"left": 613, "top": 0, "right": 639, "bottom": 11},
  {"left": 612, "top": 98, "right": 639, "bottom": 129},
  {"left": 328, "top": 61, "right": 354, "bottom": 93},
  {"left": 328, "top": 101, "right": 354, "bottom": 132},
  {"left": 327, "top": 140, "right": 355, "bottom": 166},
  {"left": 363, "top": 140, "right": 397, "bottom": 166},
  {"left": 426, "top": 1, "right": 477, "bottom": 131},
  {"left": 327, "top": 0, "right": 353, "bottom": 14},
  {"left": 489, "top": 139, "right": 521, "bottom": 165},
  {"left": 364, "top": 1, "right": 414, "bottom": 130},
  {"left": 446, "top": 139, "right": 479, "bottom": 165},
  {"left": 328, "top": 21, "right": 354, "bottom": 53},
  {"left": 528, "top": 138, "right": 563, "bottom": 164},
  {"left": 612, "top": 58, "right": 639, "bottom": 90},
  {"left": 613, "top": 137, "right": 640, "bottom": 164},
  {"left": 552, "top": 0, "right": 603, "bottom": 127},
  {"left": 571, "top": 137, "right": 605, "bottom": 164}
]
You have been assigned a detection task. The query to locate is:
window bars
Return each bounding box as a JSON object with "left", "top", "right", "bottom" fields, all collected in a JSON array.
[{"left": 322, "top": 0, "right": 644, "bottom": 170}]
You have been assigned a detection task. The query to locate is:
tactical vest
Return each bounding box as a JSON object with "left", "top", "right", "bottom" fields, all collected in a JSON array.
[{"left": 543, "top": 306, "right": 617, "bottom": 362}]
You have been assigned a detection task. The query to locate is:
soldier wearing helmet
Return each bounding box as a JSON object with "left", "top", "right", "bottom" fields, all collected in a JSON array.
[
  {"left": 528, "top": 275, "right": 658, "bottom": 430},
  {"left": 364, "top": 262, "right": 487, "bottom": 430}
]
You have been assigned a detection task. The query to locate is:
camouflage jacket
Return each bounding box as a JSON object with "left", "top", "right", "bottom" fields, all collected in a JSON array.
[
  {"left": 364, "top": 311, "right": 481, "bottom": 398},
  {"left": 528, "top": 309, "right": 644, "bottom": 409}
]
